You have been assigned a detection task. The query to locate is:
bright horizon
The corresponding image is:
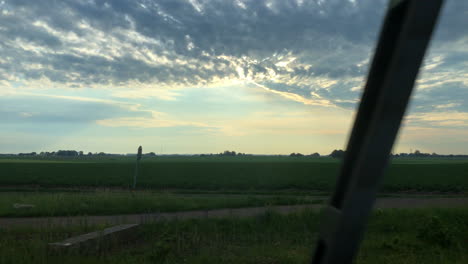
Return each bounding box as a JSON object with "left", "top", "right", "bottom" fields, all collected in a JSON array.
[{"left": 1, "top": 0, "right": 467, "bottom": 155}]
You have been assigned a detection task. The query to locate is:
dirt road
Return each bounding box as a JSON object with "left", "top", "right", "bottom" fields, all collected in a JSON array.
[{"left": 1, "top": 197, "right": 466, "bottom": 229}]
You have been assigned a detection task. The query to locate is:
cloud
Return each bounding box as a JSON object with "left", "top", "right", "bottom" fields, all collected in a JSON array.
[
  {"left": 0, "top": 93, "right": 149, "bottom": 124},
  {"left": 406, "top": 112, "right": 468, "bottom": 128},
  {"left": 251, "top": 81, "right": 334, "bottom": 107},
  {"left": 0, "top": 90, "right": 216, "bottom": 133},
  {"left": 215, "top": 109, "right": 352, "bottom": 137},
  {"left": 411, "top": 81, "right": 468, "bottom": 113},
  {"left": 96, "top": 111, "right": 211, "bottom": 128},
  {"left": 1, "top": 0, "right": 384, "bottom": 101},
  {"left": 0, "top": 0, "right": 466, "bottom": 120}
]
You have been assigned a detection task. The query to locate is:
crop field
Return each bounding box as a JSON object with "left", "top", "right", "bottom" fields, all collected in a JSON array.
[
  {"left": 1, "top": 156, "right": 467, "bottom": 192},
  {"left": 1, "top": 208, "right": 467, "bottom": 264}
]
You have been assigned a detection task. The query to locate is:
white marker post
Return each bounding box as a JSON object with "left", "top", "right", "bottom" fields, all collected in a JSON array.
[{"left": 133, "top": 146, "right": 142, "bottom": 189}]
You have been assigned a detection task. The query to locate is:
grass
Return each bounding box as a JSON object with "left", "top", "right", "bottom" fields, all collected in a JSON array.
[
  {"left": 0, "top": 156, "right": 467, "bottom": 192},
  {"left": 0, "top": 208, "right": 466, "bottom": 263},
  {"left": 0, "top": 191, "right": 322, "bottom": 217}
]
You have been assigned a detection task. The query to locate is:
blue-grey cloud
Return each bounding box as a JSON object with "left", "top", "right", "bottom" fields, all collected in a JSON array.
[
  {"left": 0, "top": 0, "right": 467, "bottom": 118},
  {"left": 411, "top": 82, "right": 468, "bottom": 113},
  {"left": 0, "top": 95, "right": 151, "bottom": 123}
]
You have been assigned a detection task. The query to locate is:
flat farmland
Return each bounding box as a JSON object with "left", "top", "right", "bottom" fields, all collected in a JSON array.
[
  {"left": 1, "top": 156, "right": 467, "bottom": 264},
  {"left": 1, "top": 156, "right": 467, "bottom": 192}
]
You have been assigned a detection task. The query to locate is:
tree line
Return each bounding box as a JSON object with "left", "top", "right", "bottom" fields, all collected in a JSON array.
[
  {"left": 16, "top": 150, "right": 157, "bottom": 157},
  {"left": 9, "top": 149, "right": 468, "bottom": 158}
]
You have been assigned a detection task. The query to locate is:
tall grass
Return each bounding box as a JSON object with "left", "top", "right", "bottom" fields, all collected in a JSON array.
[
  {"left": 0, "top": 191, "right": 320, "bottom": 217},
  {"left": 0, "top": 208, "right": 466, "bottom": 263}
]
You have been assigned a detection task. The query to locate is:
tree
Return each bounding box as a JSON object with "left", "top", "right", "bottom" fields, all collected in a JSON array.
[
  {"left": 56, "top": 150, "right": 78, "bottom": 157},
  {"left": 221, "top": 150, "right": 236, "bottom": 156},
  {"left": 330, "top": 149, "right": 345, "bottom": 158},
  {"left": 290, "top": 153, "right": 304, "bottom": 157}
]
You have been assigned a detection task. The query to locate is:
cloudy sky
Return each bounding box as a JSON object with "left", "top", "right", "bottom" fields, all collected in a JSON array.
[{"left": 1, "top": 0, "right": 467, "bottom": 154}]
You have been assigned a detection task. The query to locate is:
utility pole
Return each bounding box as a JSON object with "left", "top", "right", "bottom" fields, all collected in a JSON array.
[{"left": 133, "top": 146, "right": 142, "bottom": 189}]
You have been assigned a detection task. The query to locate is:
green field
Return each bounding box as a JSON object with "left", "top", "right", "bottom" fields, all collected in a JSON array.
[
  {"left": 1, "top": 208, "right": 467, "bottom": 264},
  {"left": 1, "top": 156, "right": 467, "bottom": 192},
  {"left": 0, "top": 191, "right": 320, "bottom": 217}
]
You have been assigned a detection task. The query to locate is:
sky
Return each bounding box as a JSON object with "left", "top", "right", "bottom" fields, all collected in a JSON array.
[{"left": 0, "top": 0, "right": 467, "bottom": 155}]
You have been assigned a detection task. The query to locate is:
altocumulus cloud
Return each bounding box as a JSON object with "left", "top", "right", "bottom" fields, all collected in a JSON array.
[{"left": 0, "top": 0, "right": 467, "bottom": 121}]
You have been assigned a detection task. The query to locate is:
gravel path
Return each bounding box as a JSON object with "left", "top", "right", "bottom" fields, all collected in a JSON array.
[{"left": 1, "top": 197, "right": 466, "bottom": 229}]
